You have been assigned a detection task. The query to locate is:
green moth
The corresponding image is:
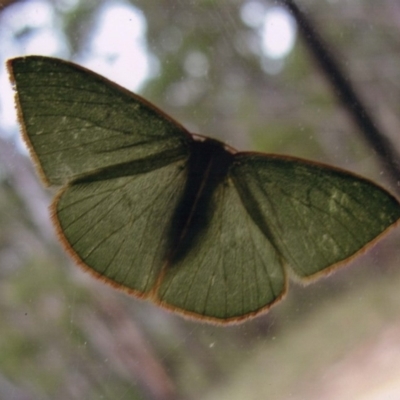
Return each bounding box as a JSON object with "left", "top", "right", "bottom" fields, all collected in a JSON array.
[{"left": 7, "top": 56, "right": 400, "bottom": 324}]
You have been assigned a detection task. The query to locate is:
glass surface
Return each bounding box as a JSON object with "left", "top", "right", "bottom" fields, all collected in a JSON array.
[{"left": 1, "top": 1, "right": 400, "bottom": 399}]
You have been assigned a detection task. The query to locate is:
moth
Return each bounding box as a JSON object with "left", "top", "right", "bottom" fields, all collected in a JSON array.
[{"left": 8, "top": 56, "right": 400, "bottom": 323}]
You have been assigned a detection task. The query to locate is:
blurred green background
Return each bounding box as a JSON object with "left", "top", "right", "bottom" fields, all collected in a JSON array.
[{"left": 1, "top": 0, "right": 400, "bottom": 399}]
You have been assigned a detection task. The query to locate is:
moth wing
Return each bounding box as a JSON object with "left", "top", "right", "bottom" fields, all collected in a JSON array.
[
  {"left": 230, "top": 153, "right": 400, "bottom": 279},
  {"left": 8, "top": 56, "right": 191, "bottom": 186}
]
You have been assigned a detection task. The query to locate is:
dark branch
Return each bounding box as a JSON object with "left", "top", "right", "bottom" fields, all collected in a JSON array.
[{"left": 279, "top": 0, "right": 400, "bottom": 190}]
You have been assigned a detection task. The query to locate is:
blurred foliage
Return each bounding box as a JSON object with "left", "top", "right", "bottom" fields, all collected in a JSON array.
[{"left": 1, "top": 0, "right": 400, "bottom": 399}]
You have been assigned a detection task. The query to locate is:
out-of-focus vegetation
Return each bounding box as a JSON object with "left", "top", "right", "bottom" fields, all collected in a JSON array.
[{"left": 1, "top": 0, "right": 400, "bottom": 399}]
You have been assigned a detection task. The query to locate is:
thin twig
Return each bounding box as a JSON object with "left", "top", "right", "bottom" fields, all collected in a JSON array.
[{"left": 279, "top": 0, "right": 400, "bottom": 189}]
